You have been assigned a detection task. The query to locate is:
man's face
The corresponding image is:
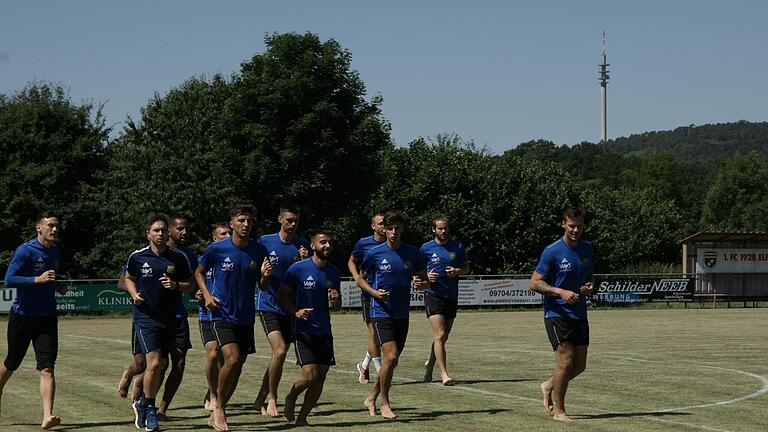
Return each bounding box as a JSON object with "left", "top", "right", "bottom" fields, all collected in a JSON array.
[
  {"left": 36, "top": 217, "right": 60, "bottom": 243},
  {"left": 278, "top": 211, "right": 299, "bottom": 234},
  {"left": 231, "top": 213, "right": 253, "bottom": 239},
  {"left": 433, "top": 219, "right": 449, "bottom": 242},
  {"left": 385, "top": 223, "right": 404, "bottom": 244},
  {"left": 371, "top": 215, "right": 385, "bottom": 238},
  {"left": 212, "top": 226, "right": 231, "bottom": 241},
  {"left": 147, "top": 221, "right": 169, "bottom": 247},
  {"left": 170, "top": 218, "right": 189, "bottom": 245},
  {"left": 562, "top": 216, "right": 585, "bottom": 242},
  {"left": 311, "top": 234, "right": 333, "bottom": 260}
]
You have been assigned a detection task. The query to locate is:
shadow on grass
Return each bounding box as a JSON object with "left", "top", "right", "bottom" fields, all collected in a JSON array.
[
  {"left": 397, "top": 378, "right": 537, "bottom": 386},
  {"left": 575, "top": 410, "right": 689, "bottom": 420}
]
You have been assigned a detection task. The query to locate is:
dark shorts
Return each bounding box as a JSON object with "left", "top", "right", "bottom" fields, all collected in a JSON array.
[
  {"left": 133, "top": 321, "right": 175, "bottom": 359},
  {"left": 544, "top": 317, "right": 590, "bottom": 351},
  {"left": 259, "top": 311, "right": 291, "bottom": 341},
  {"left": 199, "top": 320, "right": 217, "bottom": 345},
  {"left": 424, "top": 292, "right": 458, "bottom": 320},
  {"left": 372, "top": 318, "right": 409, "bottom": 352},
  {"left": 361, "top": 295, "right": 372, "bottom": 324},
  {"left": 131, "top": 325, "right": 141, "bottom": 355},
  {"left": 212, "top": 320, "right": 255, "bottom": 355},
  {"left": 174, "top": 317, "right": 193, "bottom": 350},
  {"left": 294, "top": 333, "right": 336, "bottom": 366},
  {"left": 4, "top": 311, "right": 58, "bottom": 371}
]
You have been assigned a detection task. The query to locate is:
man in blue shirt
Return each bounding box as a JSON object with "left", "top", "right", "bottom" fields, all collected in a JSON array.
[
  {"left": 124, "top": 213, "right": 194, "bottom": 431},
  {"left": 530, "top": 207, "right": 594, "bottom": 423},
  {"left": 420, "top": 216, "right": 470, "bottom": 386},
  {"left": 199, "top": 222, "right": 231, "bottom": 412},
  {"left": 278, "top": 230, "right": 341, "bottom": 426},
  {"left": 359, "top": 211, "right": 427, "bottom": 420},
  {"left": 0, "top": 211, "right": 66, "bottom": 430},
  {"left": 253, "top": 203, "right": 310, "bottom": 417},
  {"left": 196, "top": 204, "right": 271, "bottom": 432},
  {"left": 347, "top": 211, "right": 386, "bottom": 384}
]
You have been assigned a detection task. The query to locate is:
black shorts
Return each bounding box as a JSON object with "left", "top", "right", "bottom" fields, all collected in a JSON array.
[
  {"left": 544, "top": 317, "right": 590, "bottom": 351},
  {"left": 361, "top": 295, "right": 372, "bottom": 324},
  {"left": 199, "top": 320, "right": 217, "bottom": 345},
  {"left": 424, "top": 292, "right": 458, "bottom": 320},
  {"left": 174, "top": 317, "right": 193, "bottom": 350},
  {"left": 131, "top": 325, "right": 141, "bottom": 355},
  {"left": 212, "top": 320, "right": 255, "bottom": 355},
  {"left": 259, "top": 311, "right": 291, "bottom": 341},
  {"left": 372, "top": 318, "right": 409, "bottom": 352},
  {"left": 134, "top": 322, "right": 176, "bottom": 359},
  {"left": 294, "top": 333, "right": 335, "bottom": 366},
  {"left": 4, "top": 311, "right": 58, "bottom": 371}
]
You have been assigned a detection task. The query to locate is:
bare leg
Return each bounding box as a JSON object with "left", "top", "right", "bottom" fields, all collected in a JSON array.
[
  {"left": 213, "top": 343, "right": 245, "bottom": 432},
  {"left": 285, "top": 364, "right": 321, "bottom": 422},
  {"left": 376, "top": 341, "right": 399, "bottom": 420},
  {"left": 426, "top": 315, "right": 454, "bottom": 385},
  {"left": 40, "top": 368, "right": 60, "bottom": 429},
  {"left": 0, "top": 363, "right": 15, "bottom": 415},
  {"left": 261, "top": 330, "right": 288, "bottom": 418},
  {"left": 367, "top": 321, "right": 380, "bottom": 371},
  {"left": 143, "top": 351, "right": 167, "bottom": 399},
  {"left": 253, "top": 370, "right": 269, "bottom": 415},
  {"left": 203, "top": 341, "right": 219, "bottom": 411},
  {"left": 158, "top": 347, "right": 187, "bottom": 417},
  {"left": 551, "top": 342, "right": 575, "bottom": 422},
  {"left": 119, "top": 353, "right": 146, "bottom": 399},
  {"left": 296, "top": 368, "right": 328, "bottom": 425}
]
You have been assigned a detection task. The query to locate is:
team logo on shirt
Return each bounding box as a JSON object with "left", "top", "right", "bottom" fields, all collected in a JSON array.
[
  {"left": 430, "top": 253, "right": 440, "bottom": 263},
  {"left": 559, "top": 258, "right": 572, "bottom": 272},
  {"left": 34, "top": 257, "right": 45, "bottom": 272},
  {"left": 404, "top": 260, "right": 412, "bottom": 269},
  {"left": 222, "top": 257, "right": 234, "bottom": 272},
  {"left": 205, "top": 268, "right": 213, "bottom": 279},
  {"left": 581, "top": 257, "right": 590, "bottom": 266},
  {"left": 269, "top": 251, "right": 279, "bottom": 265},
  {"left": 250, "top": 260, "right": 258, "bottom": 269},
  {"left": 141, "top": 262, "right": 153, "bottom": 277},
  {"left": 379, "top": 258, "right": 392, "bottom": 273},
  {"left": 166, "top": 265, "right": 175, "bottom": 274},
  {"left": 303, "top": 275, "right": 316, "bottom": 289}
]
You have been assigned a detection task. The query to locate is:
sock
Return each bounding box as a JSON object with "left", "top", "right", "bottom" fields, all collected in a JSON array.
[
  {"left": 146, "top": 397, "right": 156, "bottom": 408},
  {"left": 372, "top": 357, "right": 382, "bottom": 372},
  {"left": 361, "top": 352, "right": 372, "bottom": 369}
]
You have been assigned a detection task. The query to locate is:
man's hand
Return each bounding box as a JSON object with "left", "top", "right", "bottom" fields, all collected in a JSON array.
[
  {"left": 35, "top": 270, "right": 56, "bottom": 284},
  {"left": 580, "top": 282, "right": 594, "bottom": 296},
  {"left": 194, "top": 290, "right": 204, "bottom": 301},
  {"left": 205, "top": 295, "right": 221, "bottom": 311},
  {"left": 560, "top": 289, "right": 580, "bottom": 305},
  {"left": 328, "top": 289, "right": 340, "bottom": 302},
  {"left": 413, "top": 276, "right": 429, "bottom": 290},
  {"left": 374, "top": 289, "right": 390, "bottom": 301},
  {"left": 427, "top": 269, "right": 439, "bottom": 283},
  {"left": 295, "top": 308, "right": 314, "bottom": 320},
  {"left": 131, "top": 292, "right": 145, "bottom": 306},
  {"left": 261, "top": 257, "right": 274, "bottom": 277},
  {"left": 298, "top": 246, "right": 310, "bottom": 259},
  {"left": 159, "top": 274, "right": 175, "bottom": 290},
  {"left": 446, "top": 266, "right": 461, "bottom": 277}
]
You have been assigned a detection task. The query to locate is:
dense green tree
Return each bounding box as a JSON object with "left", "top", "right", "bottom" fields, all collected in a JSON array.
[
  {"left": 700, "top": 153, "right": 768, "bottom": 231},
  {"left": 0, "top": 83, "right": 109, "bottom": 277}
]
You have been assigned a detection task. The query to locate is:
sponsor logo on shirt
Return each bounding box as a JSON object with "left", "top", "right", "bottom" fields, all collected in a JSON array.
[
  {"left": 222, "top": 257, "right": 234, "bottom": 272},
  {"left": 559, "top": 258, "right": 572, "bottom": 272},
  {"left": 34, "top": 257, "right": 46, "bottom": 272},
  {"left": 303, "top": 275, "right": 316, "bottom": 289},
  {"left": 269, "top": 251, "right": 278, "bottom": 265},
  {"left": 379, "top": 258, "right": 392, "bottom": 273},
  {"left": 141, "top": 262, "right": 153, "bottom": 277},
  {"left": 430, "top": 253, "right": 440, "bottom": 263}
]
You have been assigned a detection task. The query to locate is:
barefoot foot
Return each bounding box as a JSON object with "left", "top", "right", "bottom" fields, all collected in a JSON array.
[
  {"left": 363, "top": 398, "right": 376, "bottom": 416},
  {"left": 118, "top": 369, "right": 131, "bottom": 398},
  {"left": 441, "top": 375, "right": 454, "bottom": 386},
  {"left": 553, "top": 412, "right": 573, "bottom": 422},
  {"left": 266, "top": 397, "right": 280, "bottom": 418},
  {"left": 540, "top": 382, "right": 553, "bottom": 412},
  {"left": 42, "top": 415, "right": 61, "bottom": 430},
  {"left": 380, "top": 404, "right": 397, "bottom": 420}
]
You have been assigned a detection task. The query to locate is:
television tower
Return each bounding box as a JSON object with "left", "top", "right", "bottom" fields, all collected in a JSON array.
[{"left": 598, "top": 31, "right": 610, "bottom": 143}]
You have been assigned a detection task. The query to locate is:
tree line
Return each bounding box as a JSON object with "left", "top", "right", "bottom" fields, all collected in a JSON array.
[{"left": 0, "top": 32, "right": 761, "bottom": 278}]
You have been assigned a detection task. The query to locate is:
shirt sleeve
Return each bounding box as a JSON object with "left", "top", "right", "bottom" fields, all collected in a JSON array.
[
  {"left": 4, "top": 245, "right": 35, "bottom": 287},
  {"left": 534, "top": 248, "right": 552, "bottom": 278},
  {"left": 175, "top": 252, "right": 192, "bottom": 281},
  {"left": 198, "top": 245, "right": 214, "bottom": 273},
  {"left": 456, "top": 243, "right": 469, "bottom": 265},
  {"left": 415, "top": 248, "right": 427, "bottom": 272},
  {"left": 126, "top": 254, "right": 139, "bottom": 278},
  {"left": 282, "top": 264, "right": 298, "bottom": 292},
  {"left": 351, "top": 240, "right": 365, "bottom": 263}
]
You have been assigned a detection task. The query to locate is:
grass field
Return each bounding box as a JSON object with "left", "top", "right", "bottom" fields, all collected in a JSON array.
[{"left": 0, "top": 308, "right": 766, "bottom": 431}]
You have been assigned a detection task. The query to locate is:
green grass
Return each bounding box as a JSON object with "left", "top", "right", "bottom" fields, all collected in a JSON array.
[{"left": 0, "top": 309, "right": 766, "bottom": 431}]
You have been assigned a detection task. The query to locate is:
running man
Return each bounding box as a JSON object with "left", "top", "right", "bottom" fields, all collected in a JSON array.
[
  {"left": 253, "top": 203, "right": 310, "bottom": 417},
  {"left": 124, "top": 213, "right": 194, "bottom": 431},
  {"left": 0, "top": 211, "right": 66, "bottom": 430},
  {"left": 348, "top": 212, "right": 386, "bottom": 384},
  {"left": 199, "top": 222, "right": 231, "bottom": 411},
  {"left": 420, "top": 216, "right": 470, "bottom": 385},
  {"left": 196, "top": 205, "right": 271, "bottom": 431},
  {"left": 278, "top": 230, "right": 341, "bottom": 426},
  {"left": 530, "top": 207, "right": 593, "bottom": 422},
  {"left": 359, "top": 211, "right": 427, "bottom": 420}
]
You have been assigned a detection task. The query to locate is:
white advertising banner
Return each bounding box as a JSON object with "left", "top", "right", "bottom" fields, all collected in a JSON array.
[
  {"left": 0, "top": 288, "right": 14, "bottom": 313},
  {"left": 340, "top": 278, "right": 541, "bottom": 307},
  {"left": 696, "top": 248, "right": 768, "bottom": 273}
]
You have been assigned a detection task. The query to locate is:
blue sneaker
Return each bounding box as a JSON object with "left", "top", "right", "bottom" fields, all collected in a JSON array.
[
  {"left": 145, "top": 404, "right": 159, "bottom": 431},
  {"left": 132, "top": 399, "right": 146, "bottom": 429}
]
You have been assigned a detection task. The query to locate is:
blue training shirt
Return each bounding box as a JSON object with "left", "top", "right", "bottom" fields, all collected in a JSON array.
[
  {"left": 282, "top": 258, "right": 341, "bottom": 335},
  {"left": 174, "top": 246, "right": 197, "bottom": 320},
  {"left": 256, "top": 233, "right": 311, "bottom": 315},
  {"left": 362, "top": 242, "right": 426, "bottom": 320},
  {"left": 534, "top": 238, "right": 593, "bottom": 320},
  {"left": 351, "top": 235, "right": 385, "bottom": 300},
  {"left": 4, "top": 239, "right": 61, "bottom": 317},
  {"left": 198, "top": 256, "right": 213, "bottom": 322},
  {"left": 421, "top": 239, "right": 469, "bottom": 301},
  {"left": 126, "top": 246, "right": 193, "bottom": 326},
  {"left": 199, "top": 237, "right": 267, "bottom": 326}
]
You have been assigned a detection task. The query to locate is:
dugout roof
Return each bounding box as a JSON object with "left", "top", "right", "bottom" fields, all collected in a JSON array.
[{"left": 680, "top": 231, "right": 768, "bottom": 244}]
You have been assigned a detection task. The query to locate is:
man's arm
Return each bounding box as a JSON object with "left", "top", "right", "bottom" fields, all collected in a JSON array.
[
  {"left": 277, "top": 281, "right": 313, "bottom": 320},
  {"left": 194, "top": 265, "right": 219, "bottom": 310},
  {"left": 4, "top": 249, "right": 49, "bottom": 287},
  {"left": 446, "top": 261, "right": 471, "bottom": 278},
  {"left": 347, "top": 255, "right": 362, "bottom": 283},
  {"left": 530, "top": 271, "right": 579, "bottom": 304},
  {"left": 123, "top": 274, "right": 144, "bottom": 305},
  {"left": 328, "top": 288, "right": 341, "bottom": 312}
]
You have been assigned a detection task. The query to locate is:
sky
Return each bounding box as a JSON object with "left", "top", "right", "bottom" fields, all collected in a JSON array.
[{"left": 2, "top": 1, "right": 767, "bottom": 154}]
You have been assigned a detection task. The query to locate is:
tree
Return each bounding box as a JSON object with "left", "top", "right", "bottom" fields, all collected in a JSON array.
[
  {"left": 701, "top": 153, "right": 768, "bottom": 231},
  {"left": 0, "top": 83, "right": 109, "bottom": 277}
]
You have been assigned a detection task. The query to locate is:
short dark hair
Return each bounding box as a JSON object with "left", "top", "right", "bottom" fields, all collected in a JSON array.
[
  {"left": 145, "top": 213, "right": 170, "bottom": 231},
  {"left": 563, "top": 207, "right": 586, "bottom": 221},
  {"left": 383, "top": 211, "right": 404, "bottom": 228},
  {"left": 231, "top": 204, "right": 255, "bottom": 220},
  {"left": 432, "top": 215, "right": 448, "bottom": 228},
  {"left": 280, "top": 202, "right": 301, "bottom": 215},
  {"left": 307, "top": 229, "right": 334, "bottom": 241},
  {"left": 170, "top": 213, "right": 190, "bottom": 226},
  {"left": 371, "top": 211, "right": 386, "bottom": 222},
  {"left": 211, "top": 222, "right": 230, "bottom": 237},
  {"left": 36, "top": 210, "right": 60, "bottom": 223}
]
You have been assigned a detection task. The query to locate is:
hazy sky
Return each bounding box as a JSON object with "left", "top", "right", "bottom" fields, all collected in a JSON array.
[{"left": 2, "top": 1, "right": 766, "bottom": 153}]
